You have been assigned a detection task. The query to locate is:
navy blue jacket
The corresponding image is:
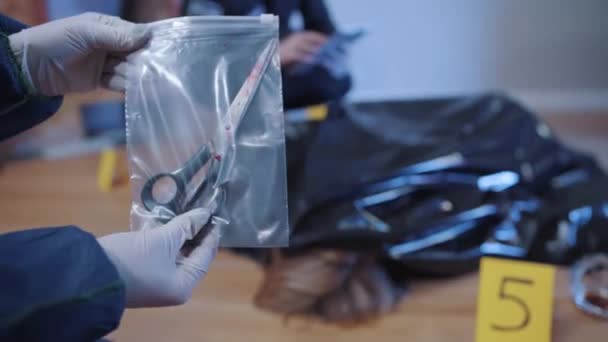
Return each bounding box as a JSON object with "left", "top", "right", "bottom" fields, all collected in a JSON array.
[{"left": 0, "top": 15, "right": 126, "bottom": 341}]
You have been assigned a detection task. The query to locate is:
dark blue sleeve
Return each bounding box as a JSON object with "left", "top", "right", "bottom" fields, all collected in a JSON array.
[
  {"left": 0, "top": 14, "right": 63, "bottom": 141},
  {"left": 300, "top": 0, "right": 336, "bottom": 34},
  {"left": 0, "top": 226, "right": 126, "bottom": 342},
  {"left": 281, "top": 0, "right": 350, "bottom": 109},
  {"left": 282, "top": 67, "right": 352, "bottom": 109}
]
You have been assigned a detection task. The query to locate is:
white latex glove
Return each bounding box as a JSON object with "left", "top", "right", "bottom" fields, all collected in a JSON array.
[
  {"left": 279, "top": 31, "right": 328, "bottom": 67},
  {"left": 8, "top": 12, "right": 149, "bottom": 96},
  {"left": 98, "top": 208, "right": 220, "bottom": 308},
  {"left": 318, "top": 40, "right": 350, "bottom": 79}
]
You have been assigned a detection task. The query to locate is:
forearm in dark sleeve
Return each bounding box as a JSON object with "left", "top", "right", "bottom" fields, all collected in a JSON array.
[
  {"left": 300, "top": 0, "right": 336, "bottom": 34},
  {"left": 0, "top": 226, "right": 126, "bottom": 341},
  {"left": 282, "top": 66, "right": 351, "bottom": 109},
  {"left": 0, "top": 14, "right": 63, "bottom": 141}
]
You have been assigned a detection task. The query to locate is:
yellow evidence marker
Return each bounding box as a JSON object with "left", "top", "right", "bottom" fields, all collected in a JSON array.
[
  {"left": 306, "top": 104, "right": 328, "bottom": 121},
  {"left": 97, "top": 149, "right": 118, "bottom": 192},
  {"left": 475, "top": 257, "right": 556, "bottom": 342}
]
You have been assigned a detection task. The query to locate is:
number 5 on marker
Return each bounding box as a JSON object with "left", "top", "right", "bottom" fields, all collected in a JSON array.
[{"left": 475, "top": 258, "right": 556, "bottom": 342}]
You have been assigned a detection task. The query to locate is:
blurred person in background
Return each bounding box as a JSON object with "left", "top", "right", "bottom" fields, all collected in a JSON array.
[
  {"left": 0, "top": 12, "right": 219, "bottom": 341},
  {"left": 183, "top": 0, "right": 352, "bottom": 109}
]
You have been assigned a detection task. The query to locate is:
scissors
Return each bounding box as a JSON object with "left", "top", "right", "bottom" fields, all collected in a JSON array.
[
  {"left": 140, "top": 40, "right": 278, "bottom": 222},
  {"left": 141, "top": 144, "right": 215, "bottom": 217}
]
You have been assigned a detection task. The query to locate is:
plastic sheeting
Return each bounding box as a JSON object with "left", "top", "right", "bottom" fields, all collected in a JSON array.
[{"left": 278, "top": 94, "right": 608, "bottom": 275}]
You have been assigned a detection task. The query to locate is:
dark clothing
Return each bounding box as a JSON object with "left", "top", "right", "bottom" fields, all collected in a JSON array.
[
  {"left": 190, "top": 0, "right": 351, "bottom": 109},
  {"left": 0, "top": 15, "right": 63, "bottom": 140},
  {"left": 204, "top": 0, "right": 336, "bottom": 38},
  {"left": 0, "top": 228, "right": 125, "bottom": 342},
  {"left": 0, "top": 14, "right": 126, "bottom": 341}
]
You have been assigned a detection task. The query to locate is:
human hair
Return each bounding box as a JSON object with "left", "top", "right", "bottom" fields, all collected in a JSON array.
[{"left": 253, "top": 249, "right": 404, "bottom": 324}]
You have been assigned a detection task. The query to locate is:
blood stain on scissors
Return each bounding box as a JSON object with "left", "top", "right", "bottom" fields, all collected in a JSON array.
[{"left": 214, "top": 154, "right": 222, "bottom": 161}]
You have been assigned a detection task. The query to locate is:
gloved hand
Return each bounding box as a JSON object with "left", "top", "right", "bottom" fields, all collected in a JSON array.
[
  {"left": 98, "top": 208, "right": 220, "bottom": 308},
  {"left": 317, "top": 38, "right": 350, "bottom": 79},
  {"left": 8, "top": 12, "right": 149, "bottom": 96},
  {"left": 279, "top": 31, "right": 328, "bottom": 67}
]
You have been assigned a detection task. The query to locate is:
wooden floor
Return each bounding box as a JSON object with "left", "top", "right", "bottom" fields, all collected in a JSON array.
[{"left": 1, "top": 111, "right": 607, "bottom": 341}]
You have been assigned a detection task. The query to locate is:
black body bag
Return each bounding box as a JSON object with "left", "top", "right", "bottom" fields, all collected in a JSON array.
[{"left": 243, "top": 94, "right": 608, "bottom": 277}]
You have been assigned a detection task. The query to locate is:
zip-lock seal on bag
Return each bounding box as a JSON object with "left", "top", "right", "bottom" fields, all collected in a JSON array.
[{"left": 125, "top": 15, "right": 289, "bottom": 247}]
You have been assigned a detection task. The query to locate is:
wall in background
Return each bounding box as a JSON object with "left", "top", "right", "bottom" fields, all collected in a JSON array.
[{"left": 327, "top": 0, "right": 608, "bottom": 112}]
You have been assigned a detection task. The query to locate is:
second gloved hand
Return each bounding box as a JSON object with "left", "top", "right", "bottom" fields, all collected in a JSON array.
[
  {"left": 8, "top": 12, "right": 149, "bottom": 96},
  {"left": 98, "top": 208, "right": 220, "bottom": 308},
  {"left": 279, "top": 31, "right": 327, "bottom": 67}
]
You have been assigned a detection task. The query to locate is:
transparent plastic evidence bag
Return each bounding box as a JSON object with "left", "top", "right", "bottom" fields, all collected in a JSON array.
[{"left": 125, "top": 15, "right": 289, "bottom": 247}]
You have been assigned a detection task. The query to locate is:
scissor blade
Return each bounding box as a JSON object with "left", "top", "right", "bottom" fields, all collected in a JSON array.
[
  {"left": 226, "top": 39, "right": 278, "bottom": 131},
  {"left": 213, "top": 39, "right": 279, "bottom": 187}
]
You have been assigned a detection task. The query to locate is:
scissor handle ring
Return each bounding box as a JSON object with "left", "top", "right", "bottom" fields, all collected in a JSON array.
[
  {"left": 571, "top": 254, "right": 608, "bottom": 319},
  {"left": 141, "top": 173, "right": 186, "bottom": 213}
]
